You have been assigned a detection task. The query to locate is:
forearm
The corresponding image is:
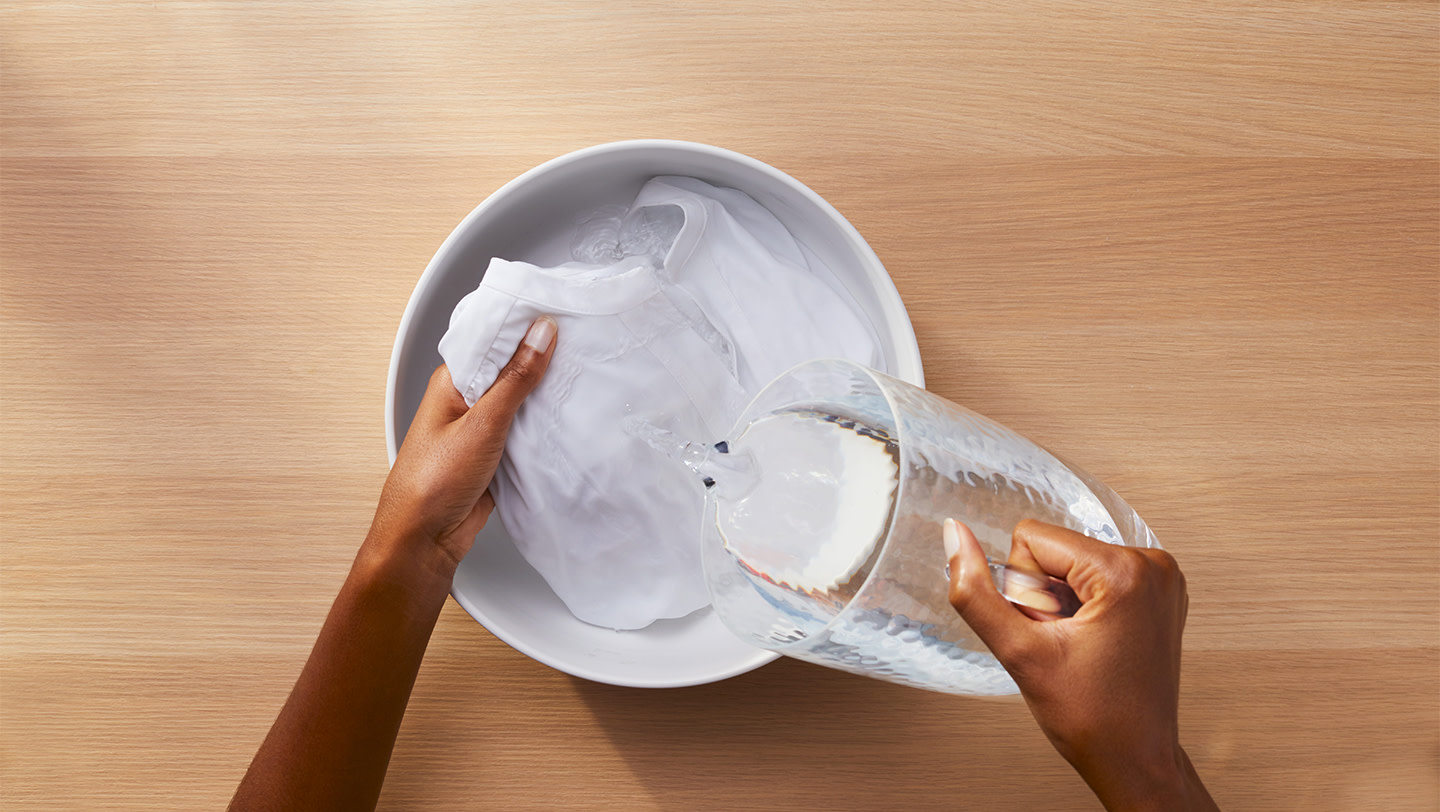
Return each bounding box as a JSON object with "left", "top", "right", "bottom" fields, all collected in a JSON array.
[{"left": 229, "top": 531, "right": 456, "bottom": 812}]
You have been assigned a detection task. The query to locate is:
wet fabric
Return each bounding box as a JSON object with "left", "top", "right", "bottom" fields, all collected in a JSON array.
[{"left": 438, "top": 177, "right": 879, "bottom": 630}]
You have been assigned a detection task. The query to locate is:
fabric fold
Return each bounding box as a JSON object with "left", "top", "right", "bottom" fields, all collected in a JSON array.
[{"left": 438, "top": 177, "right": 880, "bottom": 630}]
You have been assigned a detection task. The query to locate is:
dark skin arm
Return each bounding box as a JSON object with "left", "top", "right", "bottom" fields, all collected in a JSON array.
[
  {"left": 230, "top": 309, "right": 1212, "bottom": 810},
  {"left": 946, "top": 518, "right": 1220, "bottom": 812},
  {"left": 228, "top": 316, "right": 556, "bottom": 812}
]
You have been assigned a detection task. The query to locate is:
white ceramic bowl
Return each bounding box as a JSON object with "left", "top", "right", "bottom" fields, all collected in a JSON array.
[{"left": 386, "top": 140, "right": 923, "bottom": 687}]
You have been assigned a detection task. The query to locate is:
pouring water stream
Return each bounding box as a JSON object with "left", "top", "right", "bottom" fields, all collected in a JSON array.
[{"left": 624, "top": 415, "right": 1080, "bottom": 618}]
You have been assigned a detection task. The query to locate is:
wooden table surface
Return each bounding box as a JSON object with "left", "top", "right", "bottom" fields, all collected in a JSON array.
[{"left": 3, "top": 2, "right": 1437, "bottom": 809}]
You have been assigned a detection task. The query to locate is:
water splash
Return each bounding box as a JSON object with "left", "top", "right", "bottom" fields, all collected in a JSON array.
[{"left": 623, "top": 416, "right": 760, "bottom": 500}]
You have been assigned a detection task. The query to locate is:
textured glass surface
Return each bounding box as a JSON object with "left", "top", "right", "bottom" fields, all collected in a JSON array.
[{"left": 702, "top": 359, "right": 1160, "bottom": 696}]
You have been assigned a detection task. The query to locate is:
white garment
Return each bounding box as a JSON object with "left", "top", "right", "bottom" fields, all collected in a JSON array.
[
  {"left": 439, "top": 177, "right": 879, "bottom": 630},
  {"left": 631, "top": 177, "right": 879, "bottom": 392}
]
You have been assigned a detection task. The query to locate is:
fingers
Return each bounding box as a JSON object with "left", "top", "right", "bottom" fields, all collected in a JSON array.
[
  {"left": 1015, "top": 520, "right": 1184, "bottom": 610},
  {"left": 999, "top": 567, "right": 1068, "bottom": 619},
  {"left": 945, "top": 519, "right": 1030, "bottom": 659},
  {"left": 1010, "top": 519, "right": 1126, "bottom": 586},
  {"left": 461, "top": 316, "right": 557, "bottom": 438}
]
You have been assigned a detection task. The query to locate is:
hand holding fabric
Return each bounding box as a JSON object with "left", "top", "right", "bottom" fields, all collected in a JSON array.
[
  {"left": 372, "top": 316, "right": 557, "bottom": 570},
  {"left": 229, "top": 315, "right": 557, "bottom": 812}
]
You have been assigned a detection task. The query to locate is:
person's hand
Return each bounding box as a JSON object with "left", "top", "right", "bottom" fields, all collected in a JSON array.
[
  {"left": 945, "top": 518, "right": 1218, "bottom": 812},
  {"left": 369, "top": 316, "right": 556, "bottom": 570},
  {"left": 230, "top": 316, "right": 557, "bottom": 812}
]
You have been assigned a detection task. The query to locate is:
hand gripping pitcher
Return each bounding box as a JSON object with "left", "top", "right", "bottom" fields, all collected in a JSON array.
[{"left": 689, "top": 359, "right": 1160, "bottom": 696}]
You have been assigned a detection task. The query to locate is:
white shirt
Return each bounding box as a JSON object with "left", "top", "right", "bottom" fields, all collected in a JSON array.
[{"left": 439, "top": 177, "right": 879, "bottom": 630}]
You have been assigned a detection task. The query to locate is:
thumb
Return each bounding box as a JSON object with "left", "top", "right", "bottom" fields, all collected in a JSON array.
[
  {"left": 945, "top": 518, "right": 1029, "bottom": 661},
  {"left": 462, "top": 316, "right": 557, "bottom": 438}
]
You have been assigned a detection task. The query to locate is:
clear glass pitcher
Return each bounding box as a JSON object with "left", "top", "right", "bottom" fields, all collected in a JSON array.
[{"left": 698, "top": 359, "right": 1160, "bottom": 695}]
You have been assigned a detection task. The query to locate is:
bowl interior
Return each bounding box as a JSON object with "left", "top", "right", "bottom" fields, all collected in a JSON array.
[{"left": 387, "top": 141, "right": 921, "bottom": 687}]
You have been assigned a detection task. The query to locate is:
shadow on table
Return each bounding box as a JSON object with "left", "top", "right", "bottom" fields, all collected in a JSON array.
[{"left": 570, "top": 657, "right": 1068, "bottom": 811}]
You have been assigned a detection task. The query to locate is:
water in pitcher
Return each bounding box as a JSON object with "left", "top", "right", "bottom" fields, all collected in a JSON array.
[
  {"left": 629, "top": 409, "right": 899, "bottom": 623},
  {"left": 695, "top": 409, "right": 1017, "bottom": 694},
  {"left": 632, "top": 396, "right": 1145, "bottom": 695},
  {"left": 705, "top": 411, "right": 900, "bottom": 627}
]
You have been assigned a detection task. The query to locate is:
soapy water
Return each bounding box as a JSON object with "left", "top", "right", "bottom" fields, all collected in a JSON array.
[
  {"left": 573, "top": 204, "right": 686, "bottom": 265},
  {"left": 574, "top": 204, "right": 741, "bottom": 380}
]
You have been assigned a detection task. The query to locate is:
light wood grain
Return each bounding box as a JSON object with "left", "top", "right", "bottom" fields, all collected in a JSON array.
[{"left": 2, "top": 2, "right": 1437, "bottom": 810}]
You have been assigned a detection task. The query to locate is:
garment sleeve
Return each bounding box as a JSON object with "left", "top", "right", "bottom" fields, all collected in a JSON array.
[{"left": 437, "top": 258, "right": 530, "bottom": 407}]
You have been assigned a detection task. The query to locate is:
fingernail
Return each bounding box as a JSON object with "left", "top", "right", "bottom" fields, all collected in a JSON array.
[
  {"left": 523, "top": 317, "right": 556, "bottom": 352},
  {"left": 943, "top": 518, "right": 961, "bottom": 560},
  {"left": 1008, "top": 585, "right": 1063, "bottom": 615}
]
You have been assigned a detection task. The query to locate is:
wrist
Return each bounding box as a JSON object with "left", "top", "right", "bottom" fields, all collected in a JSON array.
[
  {"left": 357, "top": 523, "right": 461, "bottom": 597},
  {"left": 1083, "top": 744, "right": 1212, "bottom": 812},
  {"left": 366, "top": 490, "right": 470, "bottom": 572}
]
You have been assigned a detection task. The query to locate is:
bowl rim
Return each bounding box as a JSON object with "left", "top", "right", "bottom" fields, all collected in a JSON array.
[{"left": 383, "top": 139, "right": 923, "bottom": 687}]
